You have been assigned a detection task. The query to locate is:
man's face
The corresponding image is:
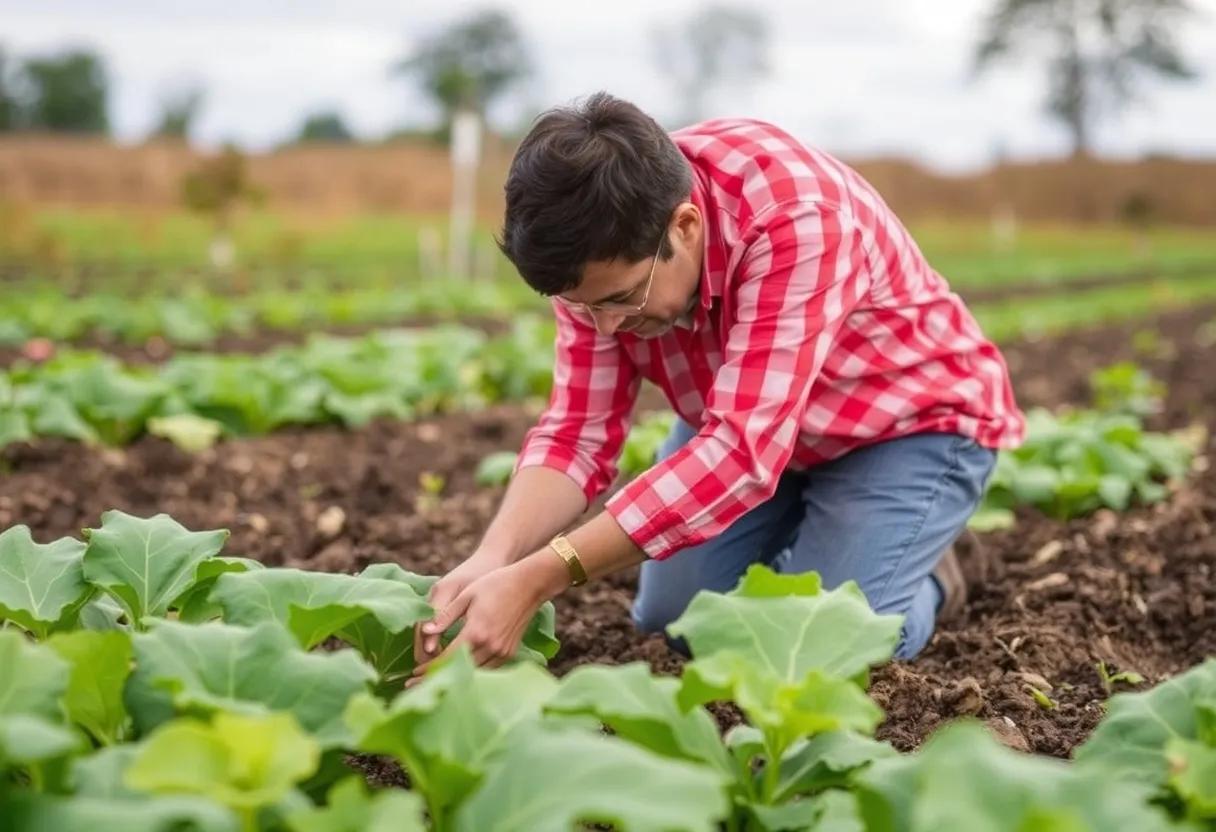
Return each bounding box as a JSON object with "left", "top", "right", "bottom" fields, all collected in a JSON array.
[{"left": 558, "top": 202, "right": 703, "bottom": 338}]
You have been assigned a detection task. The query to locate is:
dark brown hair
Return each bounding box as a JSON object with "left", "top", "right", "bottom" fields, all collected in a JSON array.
[{"left": 497, "top": 92, "right": 692, "bottom": 295}]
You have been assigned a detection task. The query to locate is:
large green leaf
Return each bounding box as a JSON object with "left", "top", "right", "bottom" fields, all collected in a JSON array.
[
  {"left": 127, "top": 619, "right": 376, "bottom": 748},
  {"left": 546, "top": 662, "right": 733, "bottom": 775},
  {"left": 669, "top": 567, "right": 901, "bottom": 680},
  {"left": 856, "top": 722, "right": 1177, "bottom": 832},
  {"left": 669, "top": 567, "right": 899, "bottom": 748},
  {"left": 0, "top": 525, "right": 91, "bottom": 638},
  {"left": 0, "top": 713, "right": 82, "bottom": 766},
  {"left": 82, "top": 511, "right": 230, "bottom": 625},
  {"left": 174, "top": 557, "right": 264, "bottom": 624},
  {"left": 0, "top": 631, "right": 81, "bottom": 771},
  {"left": 1166, "top": 737, "right": 1216, "bottom": 819},
  {"left": 0, "top": 792, "right": 238, "bottom": 832},
  {"left": 773, "top": 731, "right": 898, "bottom": 802},
  {"left": 453, "top": 726, "right": 731, "bottom": 832},
  {"left": 208, "top": 567, "right": 432, "bottom": 650},
  {"left": 347, "top": 649, "right": 560, "bottom": 817},
  {"left": 73, "top": 744, "right": 142, "bottom": 798},
  {"left": 1074, "top": 659, "right": 1216, "bottom": 785},
  {"left": 0, "top": 629, "right": 69, "bottom": 721},
  {"left": 46, "top": 630, "right": 132, "bottom": 745},
  {"left": 124, "top": 712, "right": 319, "bottom": 813},
  {"left": 286, "top": 776, "right": 427, "bottom": 832}
]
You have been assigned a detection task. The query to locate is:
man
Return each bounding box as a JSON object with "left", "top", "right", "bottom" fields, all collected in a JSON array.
[{"left": 410, "top": 92, "right": 1023, "bottom": 680}]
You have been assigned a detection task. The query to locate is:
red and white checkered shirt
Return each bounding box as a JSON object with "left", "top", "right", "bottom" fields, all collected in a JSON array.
[{"left": 515, "top": 118, "right": 1025, "bottom": 560}]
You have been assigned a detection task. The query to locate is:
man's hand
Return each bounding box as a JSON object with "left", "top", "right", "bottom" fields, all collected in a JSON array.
[
  {"left": 408, "top": 552, "right": 569, "bottom": 686},
  {"left": 414, "top": 550, "right": 509, "bottom": 663}
]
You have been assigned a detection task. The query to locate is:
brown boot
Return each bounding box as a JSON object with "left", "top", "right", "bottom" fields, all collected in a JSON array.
[
  {"left": 933, "top": 530, "right": 986, "bottom": 621},
  {"left": 934, "top": 545, "right": 965, "bottom": 621}
]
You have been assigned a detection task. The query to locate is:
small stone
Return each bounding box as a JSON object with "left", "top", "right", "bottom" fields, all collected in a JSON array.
[
  {"left": 1031, "top": 540, "right": 1064, "bottom": 565},
  {"left": 244, "top": 513, "right": 269, "bottom": 534},
  {"left": 1016, "top": 671, "right": 1053, "bottom": 692},
  {"left": 943, "top": 677, "right": 985, "bottom": 716},
  {"left": 1090, "top": 510, "right": 1118, "bottom": 541},
  {"left": 416, "top": 424, "right": 441, "bottom": 442},
  {"left": 316, "top": 506, "right": 346, "bottom": 539},
  {"left": 1025, "top": 572, "right": 1069, "bottom": 592},
  {"left": 290, "top": 452, "right": 310, "bottom": 470},
  {"left": 985, "top": 716, "right": 1031, "bottom": 753},
  {"left": 229, "top": 455, "right": 254, "bottom": 475}
]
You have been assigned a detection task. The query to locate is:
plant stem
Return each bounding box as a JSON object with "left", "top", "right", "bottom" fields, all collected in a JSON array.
[{"left": 761, "top": 737, "right": 785, "bottom": 804}]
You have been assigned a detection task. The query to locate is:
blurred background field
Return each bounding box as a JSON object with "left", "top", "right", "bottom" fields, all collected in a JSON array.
[{"left": 2, "top": 0, "right": 1216, "bottom": 779}]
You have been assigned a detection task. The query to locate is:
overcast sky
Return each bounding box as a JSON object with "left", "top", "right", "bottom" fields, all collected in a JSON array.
[{"left": 4, "top": 0, "right": 1215, "bottom": 171}]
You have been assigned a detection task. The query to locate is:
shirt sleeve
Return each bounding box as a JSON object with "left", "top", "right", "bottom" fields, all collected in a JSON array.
[
  {"left": 605, "top": 202, "right": 871, "bottom": 559},
  {"left": 514, "top": 299, "right": 641, "bottom": 503}
]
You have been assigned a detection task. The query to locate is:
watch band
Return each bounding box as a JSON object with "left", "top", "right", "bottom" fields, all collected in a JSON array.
[{"left": 547, "top": 534, "right": 588, "bottom": 587}]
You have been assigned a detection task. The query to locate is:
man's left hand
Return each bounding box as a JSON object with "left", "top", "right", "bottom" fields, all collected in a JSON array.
[{"left": 407, "top": 554, "right": 566, "bottom": 685}]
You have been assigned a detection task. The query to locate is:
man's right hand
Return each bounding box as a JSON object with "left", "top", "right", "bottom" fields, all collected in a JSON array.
[{"left": 414, "top": 550, "right": 510, "bottom": 666}]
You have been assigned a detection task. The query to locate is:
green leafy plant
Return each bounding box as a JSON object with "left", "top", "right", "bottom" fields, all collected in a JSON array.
[
  {"left": 0, "top": 320, "right": 556, "bottom": 451},
  {"left": 1075, "top": 658, "right": 1216, "bottom": 824},
  {"left": 1097, "top": 659, "right": 1146, "bottom": 695},
  {"left": 1090, "top": 362, "right": 1165, "bottom": 418},
  {"left": 976, "top": 406, "right": 1191, "bottom": 523}
]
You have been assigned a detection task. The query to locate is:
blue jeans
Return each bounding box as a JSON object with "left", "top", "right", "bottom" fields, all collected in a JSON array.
[{"left": 631, "top": 420, "right": 997, "bottom": 659}]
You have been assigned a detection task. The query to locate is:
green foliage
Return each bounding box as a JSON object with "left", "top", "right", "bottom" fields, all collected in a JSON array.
[
  {"left": 1075, "top": 659, "right": 1216, "bottom": 822},
  {"left": 287, "top": 777, "right": 427, "bottom": 832},
  {"left": 0, "top": 525, "right": 91, "bottom": 637},
  {"left": 0, "top": 320, "right": 556, "bottom": 451},
  {"left": 972, "top": 0, "right": 1197, "bottom": 156},
  {"left": 453, "top": 726, "right": 731, "bottom": 832},
  {"left": 19, "top": 49, "right": 110, "bottom": 133},
  {"left": 977, "top": 406, "right": 1191, "bottom": 522},
  {"left": 82, "top": 511, "right": 230, "bottom": 626},
  {"left": 208, "top": 567, "right": 433, "bottom": 650},
  {"left": 1090, "top": 362, "right": 1165, "bottom": 418},
  {"left": 295, "top": 112, "right": 354, "bottom": 144},
  {"left": 619, "top": 411, "right": 677, "bottom": 478},
  {"left": 1, "top": 509, "right": 1214, "bottom": 830},
  {"left": 124, "top": 711, "right": 319, "bottom": 816},
  {"left": 46, "top": 630, "right": 132, "bottom": 745},
  {"left": 857, "top": 721, "right": 1178, "bottom": 831},
  {"left": 395, "top": 9, "right": 531, "bottom": 123}
]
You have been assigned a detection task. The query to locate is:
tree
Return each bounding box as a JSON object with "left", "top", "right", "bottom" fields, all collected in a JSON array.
[
  {"left": 295, "top": 111, "right": 354, "bottom": 143},
  {"left": 21, "top": 49, "right": 109, "bottom": 133},
  {"left": 393, "top": 8, "right": 531, "bottom": 136},
  {"left": 152, "top": 86, "right": 205, "bottom": 141},
  {"left": 181, "top": 146, "right": 262, "bottom": 272},
  {"left": 973, "top": 0, "right": 1198, "bottom": 157},
  {"left": 653, "top": 5, "right": 769, "bottom": 126},
  {"left": 0, "top": 46, "right": 21, "bottom": 131}
]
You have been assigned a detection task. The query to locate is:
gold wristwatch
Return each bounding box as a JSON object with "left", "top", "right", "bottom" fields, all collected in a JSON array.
[{"left": 547, "top": 534, "right": 588, "bottom": 587}]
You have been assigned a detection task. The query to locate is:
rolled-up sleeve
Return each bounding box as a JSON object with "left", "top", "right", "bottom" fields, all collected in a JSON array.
[
  {"left": 605, "top": 202, "right": 870, "bottom": 559},
  {"left": 514, "top": 300, "right": 640, "bottom": 503}
]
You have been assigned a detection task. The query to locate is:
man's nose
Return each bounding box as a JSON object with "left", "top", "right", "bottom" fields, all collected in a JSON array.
[{"left": 591, "top": 309, "right": 629, "bottom": 335}]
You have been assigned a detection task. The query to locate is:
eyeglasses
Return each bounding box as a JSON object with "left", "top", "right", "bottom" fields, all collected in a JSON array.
[{"left": 557, "top": 232, "right": 664, "bottom": 315}]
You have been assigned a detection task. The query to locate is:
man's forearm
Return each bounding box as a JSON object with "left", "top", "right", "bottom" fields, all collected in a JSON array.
[{"left": 474, "top": 465, "right": 590, "bottom": 565}]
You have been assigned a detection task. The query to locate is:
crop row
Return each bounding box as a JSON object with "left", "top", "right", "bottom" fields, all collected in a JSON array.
[
  {"left": 0, "top": 270, "right": 1214, "bottom": 349},
  {"left": 0, "top": 281, "right": 544, "bottom": 347},
  {"left": 0, "top": 320, "right": 554, "bottom": 449},
  {"left": 0, "top": 510, "right": 1212, "bottom": 831}
]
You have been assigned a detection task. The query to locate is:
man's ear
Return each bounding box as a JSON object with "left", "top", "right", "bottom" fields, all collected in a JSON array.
[{"left": 673, "top": 201, "right": 701, "bottom": 245}]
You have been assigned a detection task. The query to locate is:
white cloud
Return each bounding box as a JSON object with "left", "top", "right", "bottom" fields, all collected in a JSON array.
[{"left": 1, "top": 0, "right": 1214, "bottom": 170}]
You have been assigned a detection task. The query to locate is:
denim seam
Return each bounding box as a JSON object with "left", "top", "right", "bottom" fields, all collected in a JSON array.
[{"left": 870, "top": 434, "right": 967, "bottom": 609}]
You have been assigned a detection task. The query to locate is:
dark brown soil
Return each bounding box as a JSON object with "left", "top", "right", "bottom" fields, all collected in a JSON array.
[{"left": 1, "top": 306, "right": 1213, "bottom": 759}]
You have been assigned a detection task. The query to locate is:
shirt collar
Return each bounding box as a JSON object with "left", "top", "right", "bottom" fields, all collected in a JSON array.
[{"left": 687, "top": 168, "right": 723, "bottom": 331}]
